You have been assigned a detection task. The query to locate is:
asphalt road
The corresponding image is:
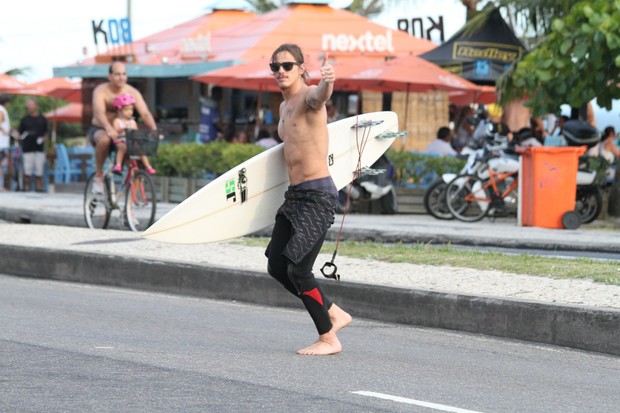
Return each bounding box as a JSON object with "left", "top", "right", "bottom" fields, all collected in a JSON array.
[{"left": 2, "top": 275, "right": 619, "bottom": 413}]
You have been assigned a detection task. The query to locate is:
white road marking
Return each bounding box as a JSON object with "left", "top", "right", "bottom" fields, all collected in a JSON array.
[
  {"left": 94, "top": 346, "right": 114, "bottom": 349},
  {"left": 352, "top": 391, "right": 484, "bottom": 413}
]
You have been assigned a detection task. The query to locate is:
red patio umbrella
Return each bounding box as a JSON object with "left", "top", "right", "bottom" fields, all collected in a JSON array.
[
  {"left": 13, "top": 78, "right": 82, "bottom": 103},
  {"left": 315, "top": 55, "right": 483, "bottom": 95},
  {"left": 29, "top": 78, "right": 82, "bottom": 103},
  {"left": 192, "top": 58, "right": 280, "bottom": 92},
  {"left": 194, "top": 55, "right": 482, "bottom": 98},
  {"left": 449, "top": 85, "right": 497, "bottom": 106}
]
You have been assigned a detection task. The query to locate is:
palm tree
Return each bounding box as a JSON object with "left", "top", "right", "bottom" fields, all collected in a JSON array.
[
  {"left": 245, "top": 0, "right": 384, "bottom": 16},
  {"left": 345, "top": 0, "right": 383, "bottom": 17},
  {"left": 386, "top": 0, "right": 579, "bottom": 42}
]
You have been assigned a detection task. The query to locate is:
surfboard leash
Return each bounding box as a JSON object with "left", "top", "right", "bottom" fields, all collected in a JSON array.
[{"left": 321, "top": 115, "right": 375, "bottom": 282}]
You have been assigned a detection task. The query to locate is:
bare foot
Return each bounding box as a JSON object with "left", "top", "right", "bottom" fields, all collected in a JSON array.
[
  {"left": 329, "top": 304, "right": 352, "bottom": 333},
  {"left": 297, "top": 332, "right": 342, "bottom": 356}
]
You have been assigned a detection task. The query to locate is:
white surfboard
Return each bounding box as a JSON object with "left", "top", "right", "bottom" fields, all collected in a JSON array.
[{"left": 143, "top": 111, "right": 400, "bottom": 244}]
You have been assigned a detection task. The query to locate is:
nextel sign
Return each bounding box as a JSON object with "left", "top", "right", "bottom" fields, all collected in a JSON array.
[
  {"left": 92, "top": 18, "right": 133, "bottom": 46},
  {"left": 321, "top": 30, "right": 395, "bottom": 54}
]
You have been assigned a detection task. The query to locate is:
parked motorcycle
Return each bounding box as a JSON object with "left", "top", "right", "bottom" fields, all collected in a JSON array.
[
  {"left": 564, "top": 120, "right": 605, "bottom": 223},
  {"left": 337, "top": 153, "right": 398, "bottom": 214}
]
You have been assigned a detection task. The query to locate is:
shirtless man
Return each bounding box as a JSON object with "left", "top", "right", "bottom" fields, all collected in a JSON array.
[
  {"left": 265, "top": 44, "right": 351, "bottom": 356},
  {"left": 89, "top": 61, "right": 157, "bottom": 192}
]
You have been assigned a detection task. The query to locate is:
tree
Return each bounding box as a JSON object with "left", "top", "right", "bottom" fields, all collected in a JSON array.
[
  {"left": 497, "top": 0, "right": 620, "bottom": 116},
  {"left": 245, "top": 0, "right": 284, "bottom": 13},
  {"left": 246, "top": 0, "right": 383, "bottom": 16},
  {"left": 345, "top": 0, "right": 383, "bottom": 17},
  {"left": 494, "top": 0, "right": 577, "bottom": 43}
]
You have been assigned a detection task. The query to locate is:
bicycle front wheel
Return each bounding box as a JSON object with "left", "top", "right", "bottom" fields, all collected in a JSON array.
[
  {"left": 446, "top": 174, "right": 491, "bottom": 222},
  {"left": 423, "top": 179, "right": 453, "bottom": 220},
  {"left": 83, "top": 173, "right": 111, "bottom": 229},
  {"left": 125, "top": 171, "right": 156, "bottom": 232}
]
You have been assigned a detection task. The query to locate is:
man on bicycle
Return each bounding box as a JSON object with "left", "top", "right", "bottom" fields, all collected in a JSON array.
[{"left": 88, "top": 61, "right": 158, "bottom": 193}]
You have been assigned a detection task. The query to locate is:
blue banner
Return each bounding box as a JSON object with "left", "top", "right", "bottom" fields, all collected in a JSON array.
[{"left": 199, "top": 100, "right": 218, "bottom": 143}]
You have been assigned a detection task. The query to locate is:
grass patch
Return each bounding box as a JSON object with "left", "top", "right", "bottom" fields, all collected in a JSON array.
[{"left": 234, "top": 237, "right": 620, "bottom": 286}]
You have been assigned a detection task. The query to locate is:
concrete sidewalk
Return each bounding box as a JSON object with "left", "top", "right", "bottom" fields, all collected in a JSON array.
[
  {"left": 2, "top": 190, "right": 620, "bottom": 252},
  {"left": 0, "top": 190, "right": 619, "bottom": 356}
]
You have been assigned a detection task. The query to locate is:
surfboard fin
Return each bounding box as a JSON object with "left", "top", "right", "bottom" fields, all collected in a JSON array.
[
  {"left": 351, "top": 119, "right": 384, "bottom": 129},
  {"left": 377, "top": 131, "right": 407, "bottom": 139}
]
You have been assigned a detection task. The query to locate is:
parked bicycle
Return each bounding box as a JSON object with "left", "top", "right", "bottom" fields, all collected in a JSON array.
[
  {"left": 83, "top": 129, "right": 160, "bottom": 231},
  {"left": 423, "top": 144, "right": 486, "bottom": 220},
  {"left": 425, "top": 128, "right": 515, "bottom": 220},
  {"left": 445, "top": 154, "right": 520, "bottom": 222},
  {"left": 444, "top": 125, "right": 604, "bottom": 225}
]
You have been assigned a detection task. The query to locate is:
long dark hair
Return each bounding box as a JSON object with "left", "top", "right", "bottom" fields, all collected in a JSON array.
[
  {"left": 271, "top": 44, "right": 309, "bottom": 81},
  {"left": 603, "top": 126, "right": 616, "bottom": 140}
]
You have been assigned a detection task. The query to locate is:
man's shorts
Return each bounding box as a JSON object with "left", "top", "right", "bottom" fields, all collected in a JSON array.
[
  {"left": 88, "top": 125, "right": 124, "bottom": 150},
  {"left": 22, "top": 151, "right": 46, "bottom": 177},
  {"left": 87, "top": 125, "right": 105, "bottom": 146}
]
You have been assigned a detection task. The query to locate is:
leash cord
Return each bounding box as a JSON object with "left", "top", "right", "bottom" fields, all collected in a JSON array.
[{"left": 322, "top": 116, "right": 373, "bottom": 281}]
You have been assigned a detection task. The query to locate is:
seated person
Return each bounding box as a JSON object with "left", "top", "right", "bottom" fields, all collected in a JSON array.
[
  {"left": 112, "top": 93, "right": 156, "bottom": 175},
  {"left": 472, "top": 103, "right": 513, "bottom": 144},
  {"left": 255, "top": 128, "right": 280, "bottom": 149},
  {"left": 587, "top": 126, "right": 620, "bottom": 181},
  {"left": 89, "top": 62, "right": 158, "bottom": 193},
  {"left": 426, "top": 126, "right": 457, "bottom": 156}
]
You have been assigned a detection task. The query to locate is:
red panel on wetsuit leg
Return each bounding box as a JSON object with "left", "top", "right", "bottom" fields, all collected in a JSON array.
[{"left": 302, "top": 288, "right": 324, "bottom": 306}]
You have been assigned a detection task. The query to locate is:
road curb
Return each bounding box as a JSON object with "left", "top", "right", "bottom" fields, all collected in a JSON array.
[{"left": 2, "top": 244, "right": 618, "bottom": 356}]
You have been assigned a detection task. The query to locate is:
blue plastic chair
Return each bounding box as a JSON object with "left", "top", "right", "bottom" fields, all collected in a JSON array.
[
  {"left": 67, "top": 145, "right": 95, "bottom": 181},
  {"left": 53, "top": 144, "right": 82, "bottom": 183}
]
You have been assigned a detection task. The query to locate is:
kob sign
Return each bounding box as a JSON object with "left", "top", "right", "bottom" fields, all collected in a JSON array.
[{"left": 92, "top": 18, "right": 133, "bottom": 46}]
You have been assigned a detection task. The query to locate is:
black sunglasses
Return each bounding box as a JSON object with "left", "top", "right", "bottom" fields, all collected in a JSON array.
[{"left": 269, "top": 62, "right": 300, "bottom": 72}]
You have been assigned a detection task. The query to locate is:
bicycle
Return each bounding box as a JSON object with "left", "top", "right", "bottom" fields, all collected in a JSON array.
[
  {"left": 445, "top": 153, "right": 520, "bottom": 223},
  {"left": 83, "top": 129, "right": 160, "bottom": 231}
]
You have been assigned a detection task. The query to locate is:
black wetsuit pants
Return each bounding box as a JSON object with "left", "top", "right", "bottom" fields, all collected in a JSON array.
[{"left": 267, "top": 214, "right": 333, "bottom": 335}]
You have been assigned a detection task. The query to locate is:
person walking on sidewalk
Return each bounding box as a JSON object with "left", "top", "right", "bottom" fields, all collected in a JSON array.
[
  {"left": 265, "top": 44, "right": 351, "bottom": 356},
  {"left": 0, "top": 94, "right": 12, "bottom": 191},
  {"left": 18, "top": 99, "right": 48, "bottom": 192},
  {"left": 88, "top": 62, "right": 157, "bottom": 193}
]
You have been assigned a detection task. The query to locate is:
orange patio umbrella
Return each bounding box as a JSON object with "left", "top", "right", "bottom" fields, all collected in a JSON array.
[
  {"left": 0, "top": 73, "right": 27, "bottom": 92},
  {"left": 208, "top": 3, "right": 435, "bottom": 62},
  {"left": 91, "top": 8, "right": 256, "bottom": 66},
  {"left": 44, "top": 102, "right": 83, "bottom": 123}
]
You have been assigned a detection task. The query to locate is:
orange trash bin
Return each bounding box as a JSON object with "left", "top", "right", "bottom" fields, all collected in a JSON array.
[{"left": 520, "top": 146, "right": 587, "bottom": 229}]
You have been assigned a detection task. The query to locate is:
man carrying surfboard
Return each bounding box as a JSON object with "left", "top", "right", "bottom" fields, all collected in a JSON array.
[{"left": 265, "top": 44, "right": 352, "bottom": 356}]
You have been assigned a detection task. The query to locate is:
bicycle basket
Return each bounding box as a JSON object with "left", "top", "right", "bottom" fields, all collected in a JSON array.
[{"left": 126, "top": 130, "right": 159, "bottom": 157}]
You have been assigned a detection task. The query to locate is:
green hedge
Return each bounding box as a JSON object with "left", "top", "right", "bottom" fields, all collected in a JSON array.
[
  {"left": 151, "top": 142, "right": 266, "bottom": 178},
  {"left": 150, "top": 142, "right": 465, "bottom": 187},
  {"left": 387, "top": 149, "right": 466, "bottom": 187}
]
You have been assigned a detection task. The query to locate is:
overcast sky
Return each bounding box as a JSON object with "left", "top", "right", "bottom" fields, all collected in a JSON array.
[
  {"left": 0, "top": 0, "right": 465, "bottom": 82},
  {"left": 1, "top": 0, "right": 617, "bottom": 127}
]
